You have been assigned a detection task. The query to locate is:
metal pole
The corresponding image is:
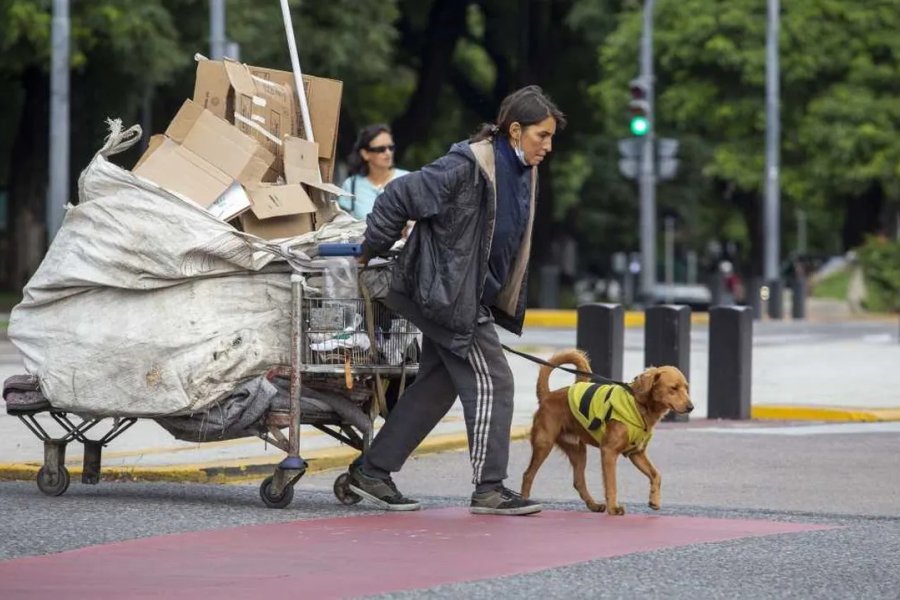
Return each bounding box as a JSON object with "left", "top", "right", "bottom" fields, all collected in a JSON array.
[
  {"left": 47, "top": 0, "right": 70, "bottom": 243},
  {"left": 210, "top": 0, "right": 226, "bottom": 60},
  {"left": 664, "top": 215, "right": 674, "bottom": 303},
  {"left": 639, "top": 0, "right": 657, "bottom": 301},
  {"left": 764, "top": 0, "right": 780, "bottom": 282}
]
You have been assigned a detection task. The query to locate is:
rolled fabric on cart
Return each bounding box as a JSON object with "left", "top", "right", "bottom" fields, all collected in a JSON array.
[
  {"left": 7, "top": 119, "right": 365, "bottom": 417},
  {"left": 155, "top": 375, "right": 372, "bottom": 442}
]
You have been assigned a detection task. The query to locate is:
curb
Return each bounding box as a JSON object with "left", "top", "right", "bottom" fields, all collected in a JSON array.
[
  {"left": 751, "top": 405, "right": 900, "bottom": 422},
  {"left": 0, "top": 427, "right": 533, "bottom": 485},
  {"left": 524, "top": 310, "right": 708, "bottom": 329},
  {"left": 522, "top": 308, "right": 898, "bottom": 328}
]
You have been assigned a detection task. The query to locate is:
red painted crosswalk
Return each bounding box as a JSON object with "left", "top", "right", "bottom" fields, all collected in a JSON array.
[{"left": 0, "top": 508, "right": 833, "bottom": 599}]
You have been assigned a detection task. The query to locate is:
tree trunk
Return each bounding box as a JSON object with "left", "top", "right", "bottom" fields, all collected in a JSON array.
[
  {"left": 392, "top": 0, "right": 471, "bottom": 163},
  {"left": 842, "top": 184, "right": 884, "bottom": 250},
  {"left": 5, "top": 67, "right": 50, "bottom": 291}
]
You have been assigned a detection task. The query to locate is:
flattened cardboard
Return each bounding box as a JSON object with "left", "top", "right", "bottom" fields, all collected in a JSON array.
[
  {"left": 223, "top": 61, "right": 294, "bottom": 161},
  {"left": 282, "top": 137, "right": 346, "bottom": 196},
  {"left": 134, "top": 138, "right": 232, "bottom": 209},
  {"left": 239, "top": 184, "right": 317, "bottom": 240},
  {"left": 249, "top": 65, "right": 343, "bottom": 162},
  {"left": 193, "top": 57, "right": 342, "bottom": 162},
  {"left": 283, "top": 136, "right": 347, "bottom": 226}
]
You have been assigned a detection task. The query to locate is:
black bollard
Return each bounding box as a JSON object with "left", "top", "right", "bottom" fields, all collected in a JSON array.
[
  {"left": 707, "top": 306, "right": 753, "bottom": 419},
  {"left": 767, "top": 279, "right": 784, "bottom": 320},
  {"left": 576, "top": 303, "right": 624, "bottom": 381},
  {"left": 791, "top": 277, "right": 806, "bottom": 320},
  {"left": 644, "top": 305, "right": 691, "bottom": 422},
  {"left": 749, "top": 277, "right": 763, "bottom": 320},
  {"left": 709, "top": 272, "right": 724, "bottom": 307}
]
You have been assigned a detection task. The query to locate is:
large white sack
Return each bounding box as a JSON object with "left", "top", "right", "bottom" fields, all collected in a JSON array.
[{"left": 8, "top": 120, "right": 364, "bottom": 416}]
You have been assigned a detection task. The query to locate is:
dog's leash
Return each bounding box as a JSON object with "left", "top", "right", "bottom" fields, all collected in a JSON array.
[{"left": 500, "top": 344, "right": 633, "bottom": 394}]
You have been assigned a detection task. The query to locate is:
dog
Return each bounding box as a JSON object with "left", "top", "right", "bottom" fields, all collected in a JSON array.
[{"left": 520, "top": 349, "right": 693, "bottom": 515}]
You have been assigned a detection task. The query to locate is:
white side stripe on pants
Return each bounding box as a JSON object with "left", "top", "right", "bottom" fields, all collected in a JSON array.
[{"left": 468, "top": 340, "right": 494, "bottom": 484}]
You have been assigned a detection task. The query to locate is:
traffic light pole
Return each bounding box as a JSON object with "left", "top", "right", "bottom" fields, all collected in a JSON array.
[{"left": 638, "top": 0, "right": 656, "bottom": 301}]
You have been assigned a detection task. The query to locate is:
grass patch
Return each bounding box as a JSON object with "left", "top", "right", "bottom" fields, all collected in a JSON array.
[{"left": 811, "top": 269, "right": 849, "bottom": 301}]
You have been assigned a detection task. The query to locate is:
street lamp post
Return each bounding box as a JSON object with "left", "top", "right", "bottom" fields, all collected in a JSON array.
[
  {"left": 48, "top": 0, "right": 70, "bottom": 243},
  {"left": 210, "top": 0, "right": 226, "bottom": 60}
]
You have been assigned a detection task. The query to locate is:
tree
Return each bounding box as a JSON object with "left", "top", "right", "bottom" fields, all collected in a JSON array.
[
  {"left": 0, "top": 0, "right": 183, "bottom": 289},
  {"left": 592, "top": 0, "right": 900, "bottom": 275},
  {"left": 0, "top": 0, "right": 402, "bottom": 290}
]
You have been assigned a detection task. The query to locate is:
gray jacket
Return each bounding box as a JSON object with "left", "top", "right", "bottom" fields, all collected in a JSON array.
[{"left": 364, "top": 139, "right": 537, "bottom": 358}]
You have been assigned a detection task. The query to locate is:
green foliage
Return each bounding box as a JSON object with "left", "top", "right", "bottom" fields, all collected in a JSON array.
[
  {"left": 0, "top": 0, "right": 182, "bottom": 81},
  {"left": 0, "top": 0, "right": 52, "bottom": 74},
  {"left": 811, "top": 268, "right": 849, "bottom": 301},
  {"left": 856, "top": 236, "right": 900, "bottom": 312},
  {"left": 591, "top": 0, "right": 900, "bottom": 259},
  {"left": 551, "top": 151, "right": 592, "bottom": 221}
]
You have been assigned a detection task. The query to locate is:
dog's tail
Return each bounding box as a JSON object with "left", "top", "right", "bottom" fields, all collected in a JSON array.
[{"left": 536, "top": 349, "right": 592, "bottom": 402}]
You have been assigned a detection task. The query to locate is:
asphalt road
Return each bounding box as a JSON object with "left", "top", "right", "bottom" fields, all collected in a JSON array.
[{"left": 3, "top": 421, "right": 899, "bottom": 599}]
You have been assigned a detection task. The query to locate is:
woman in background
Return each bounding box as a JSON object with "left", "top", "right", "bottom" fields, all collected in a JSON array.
[{"left": 340, "top": 124, "right": 409, "bottom": 220}]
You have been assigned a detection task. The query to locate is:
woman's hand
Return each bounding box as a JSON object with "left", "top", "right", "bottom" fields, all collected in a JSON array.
[{"left": 357, "top": 243, "right": 372, "bottom": 267}]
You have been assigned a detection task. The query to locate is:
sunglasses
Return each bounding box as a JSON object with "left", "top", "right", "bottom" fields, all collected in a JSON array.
[{"left": 366, "top": 144, "right": 396, "bottom": 153}]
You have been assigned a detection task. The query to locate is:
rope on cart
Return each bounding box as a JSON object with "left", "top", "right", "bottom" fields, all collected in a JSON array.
[{"left": 360, "top": 279, "right": 389, "bottom": 418}]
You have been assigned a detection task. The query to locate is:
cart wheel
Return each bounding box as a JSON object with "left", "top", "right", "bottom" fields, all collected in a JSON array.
[
  {"left": 36, "top": 465, "right": 71, "bottom": 497},
  {"left": 259, "top": 475, "right": 294, "bottom": 509},
  {"left": 333, "top": 472, "right": 362, "bottom": 505}
]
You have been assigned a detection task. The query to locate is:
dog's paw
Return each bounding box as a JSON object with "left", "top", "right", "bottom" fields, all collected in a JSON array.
[
  {"left": 608, "top": 504, "right": 626, "bottom": 516},
  {"left": 587, "top": 502, "right": 606, "bottom": 513},
  {"left": 649, "top": 501, "right": 661, "bottom": 510}
]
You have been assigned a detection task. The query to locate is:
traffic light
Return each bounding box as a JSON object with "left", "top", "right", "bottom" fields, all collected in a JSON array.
[{"left": 628, "top": 77, "right": 651, "bottom": 137}]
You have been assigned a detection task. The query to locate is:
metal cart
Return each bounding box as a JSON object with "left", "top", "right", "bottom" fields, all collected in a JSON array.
[{"left": 3, "top": 259, "right": 420, "bottom": 509}]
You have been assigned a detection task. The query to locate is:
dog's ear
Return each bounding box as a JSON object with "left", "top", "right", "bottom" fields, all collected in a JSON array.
[{"left": 631, "top": 367, "right": 660, "bottom": 397}]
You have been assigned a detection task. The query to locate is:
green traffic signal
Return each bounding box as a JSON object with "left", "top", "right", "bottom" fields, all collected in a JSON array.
[{"left": 630, "top": 115, "right": 649, "bottom": 137}]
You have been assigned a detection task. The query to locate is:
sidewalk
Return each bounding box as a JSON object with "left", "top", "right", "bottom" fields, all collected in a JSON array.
[{"left": 2, "top": 305, "right": 899, "bottom": 484}]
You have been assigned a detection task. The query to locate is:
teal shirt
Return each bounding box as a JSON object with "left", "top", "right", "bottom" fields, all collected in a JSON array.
[{"left": 339, "top": 170, "right": 410, "bottom": 220}]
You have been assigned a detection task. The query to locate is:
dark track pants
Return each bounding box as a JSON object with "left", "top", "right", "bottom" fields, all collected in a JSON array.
[{"left": 361, "top": 313, "right": 514, "bottom": 493}]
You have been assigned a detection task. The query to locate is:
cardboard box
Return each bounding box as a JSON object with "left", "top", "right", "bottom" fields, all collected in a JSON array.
[
  {"left": 238, "top": 136, "right": 351, "bottom": 240},
  {"left": 190, "top": 59, "right": 295, "bottom": 164},
  {"left": 239, "top": 184, "right": 317, "bottom": 240},
  {"left": 193, "top": 57, "right": 343, "bottom": 164},
  {"left": 133, "top": 100, "right": 275, "bottom": 220},
  {"left": 283, "top": 136, "right": 346, "bottom": 226}
]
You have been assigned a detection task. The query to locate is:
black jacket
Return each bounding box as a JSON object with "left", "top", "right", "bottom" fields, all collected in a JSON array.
[{"left": 364, "top": 139, "right": 537, "bottom": 358}]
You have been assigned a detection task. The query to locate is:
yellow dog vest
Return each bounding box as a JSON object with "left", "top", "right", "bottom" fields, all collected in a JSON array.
[{"left": 567, "top": 382, "right": 652, "bottom": 454}]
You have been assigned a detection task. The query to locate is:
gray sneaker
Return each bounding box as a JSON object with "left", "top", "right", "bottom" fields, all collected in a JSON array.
[
  {"left": 347, "top": 465, "right": 420, "bottom": 511},
  {"left": 470, "top": 486, "right": 542, "bottom": 515}
]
